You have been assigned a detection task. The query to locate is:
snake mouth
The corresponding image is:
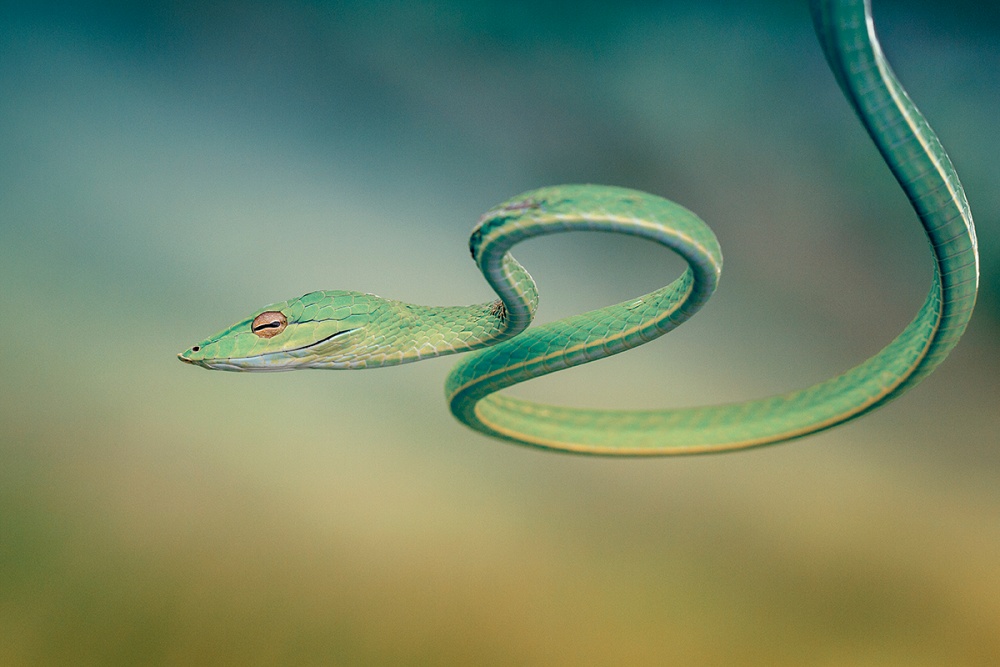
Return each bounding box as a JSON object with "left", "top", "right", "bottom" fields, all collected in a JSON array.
[
  {"left": 277, "top": 327, "right": 360, "bottom": 355},
  {"left": 178, "top": 327, "right": 361, "bottom": 370}
]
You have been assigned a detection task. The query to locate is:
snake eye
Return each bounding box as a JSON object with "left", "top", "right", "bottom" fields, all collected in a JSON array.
[{"left": 251, "top": 311, "right": 287, "bottom": 338}]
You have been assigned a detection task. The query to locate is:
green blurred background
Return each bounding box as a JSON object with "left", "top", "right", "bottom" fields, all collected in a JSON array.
[{"left": 2, "top": 0, "right": 999, "bottom": 664}]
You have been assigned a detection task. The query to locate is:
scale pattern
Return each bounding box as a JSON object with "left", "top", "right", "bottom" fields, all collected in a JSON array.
[{"left": 179, "top": 0, "right": 978, "bottom": 456}]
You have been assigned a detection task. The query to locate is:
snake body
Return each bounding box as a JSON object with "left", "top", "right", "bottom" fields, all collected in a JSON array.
[{"left": 179, "top": 0, "right": 978, "bottom": 455}]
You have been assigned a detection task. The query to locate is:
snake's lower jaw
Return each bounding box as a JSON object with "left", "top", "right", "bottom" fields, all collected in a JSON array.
[
  {"left": 177, "top": 351, "right": 210, "bottom": 368},
  {"left": 176, "top": 350, "right": 255, "bottom": 371},
  {"left": 178, "top": 327, "right": 370, "bottom": 372},
  {"left": 176, "top": 352, "right": 224, "bottom": 371}
]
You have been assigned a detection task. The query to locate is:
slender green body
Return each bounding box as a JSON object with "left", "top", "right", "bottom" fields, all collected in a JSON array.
[{"left": 179, "top": 0, "right": 978, "bottom": 455}]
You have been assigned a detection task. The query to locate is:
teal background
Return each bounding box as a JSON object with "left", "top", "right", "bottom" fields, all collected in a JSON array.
[{"left": 2, "top": 1, "right": 999, "bottom": 664}]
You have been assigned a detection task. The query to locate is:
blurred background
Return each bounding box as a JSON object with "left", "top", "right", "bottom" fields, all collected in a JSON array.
[{"left": 1, "top": 0, "right": 998, "bottom": 664}]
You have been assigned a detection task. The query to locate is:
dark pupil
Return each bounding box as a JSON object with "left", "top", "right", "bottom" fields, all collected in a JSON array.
[{"left": 253, "top": 321, "right": 282, "bottom": 331}]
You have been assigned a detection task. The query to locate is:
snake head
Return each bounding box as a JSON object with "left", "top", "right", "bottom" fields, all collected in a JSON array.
[{"left": 177, "top": 290, "right": 376, "bottom": 371}]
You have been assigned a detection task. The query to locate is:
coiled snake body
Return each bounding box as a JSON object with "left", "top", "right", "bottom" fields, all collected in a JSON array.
[{"left": 180, "top": 0, "right": 979, "bottom": 455}]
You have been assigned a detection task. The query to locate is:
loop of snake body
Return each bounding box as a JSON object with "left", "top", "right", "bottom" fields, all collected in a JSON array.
[{"left": 180, "top": 0, "right": 979, "bottom": 455}]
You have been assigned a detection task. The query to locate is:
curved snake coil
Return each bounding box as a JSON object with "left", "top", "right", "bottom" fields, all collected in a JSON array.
[{"left": 179, "top": 0, "right": 978, "bottom": 455}]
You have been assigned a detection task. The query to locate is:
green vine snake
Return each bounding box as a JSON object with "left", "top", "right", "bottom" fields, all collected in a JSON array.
[{"left": 179, "top": 0, "right": 979, "bottom": 455}]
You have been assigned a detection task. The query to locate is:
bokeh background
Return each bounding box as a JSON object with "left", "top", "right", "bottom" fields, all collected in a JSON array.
[{"left": 2, "top": 0, "right": 999, "bottom": 664}]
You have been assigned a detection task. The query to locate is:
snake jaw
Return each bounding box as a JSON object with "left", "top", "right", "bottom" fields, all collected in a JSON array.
[
  {"left": 176, "top": 351, "right": 197, "bottom": 365},
  {"left": 179, "top": 326, "right": 365, "bottom": 371}
]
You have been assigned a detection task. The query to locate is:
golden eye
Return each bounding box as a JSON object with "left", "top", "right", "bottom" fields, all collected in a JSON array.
[{"left": 251, "top": 311, "right": 287, "bottom": 338}]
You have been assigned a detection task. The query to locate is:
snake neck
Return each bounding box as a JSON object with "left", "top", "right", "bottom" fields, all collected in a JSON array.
[{"left": 363, "top": 298, "right": 524, "bottom": 367}]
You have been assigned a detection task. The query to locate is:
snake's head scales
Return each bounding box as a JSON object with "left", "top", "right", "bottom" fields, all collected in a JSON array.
[{"left": 178, "top": 290, "right": 377, "bottom": 371}]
